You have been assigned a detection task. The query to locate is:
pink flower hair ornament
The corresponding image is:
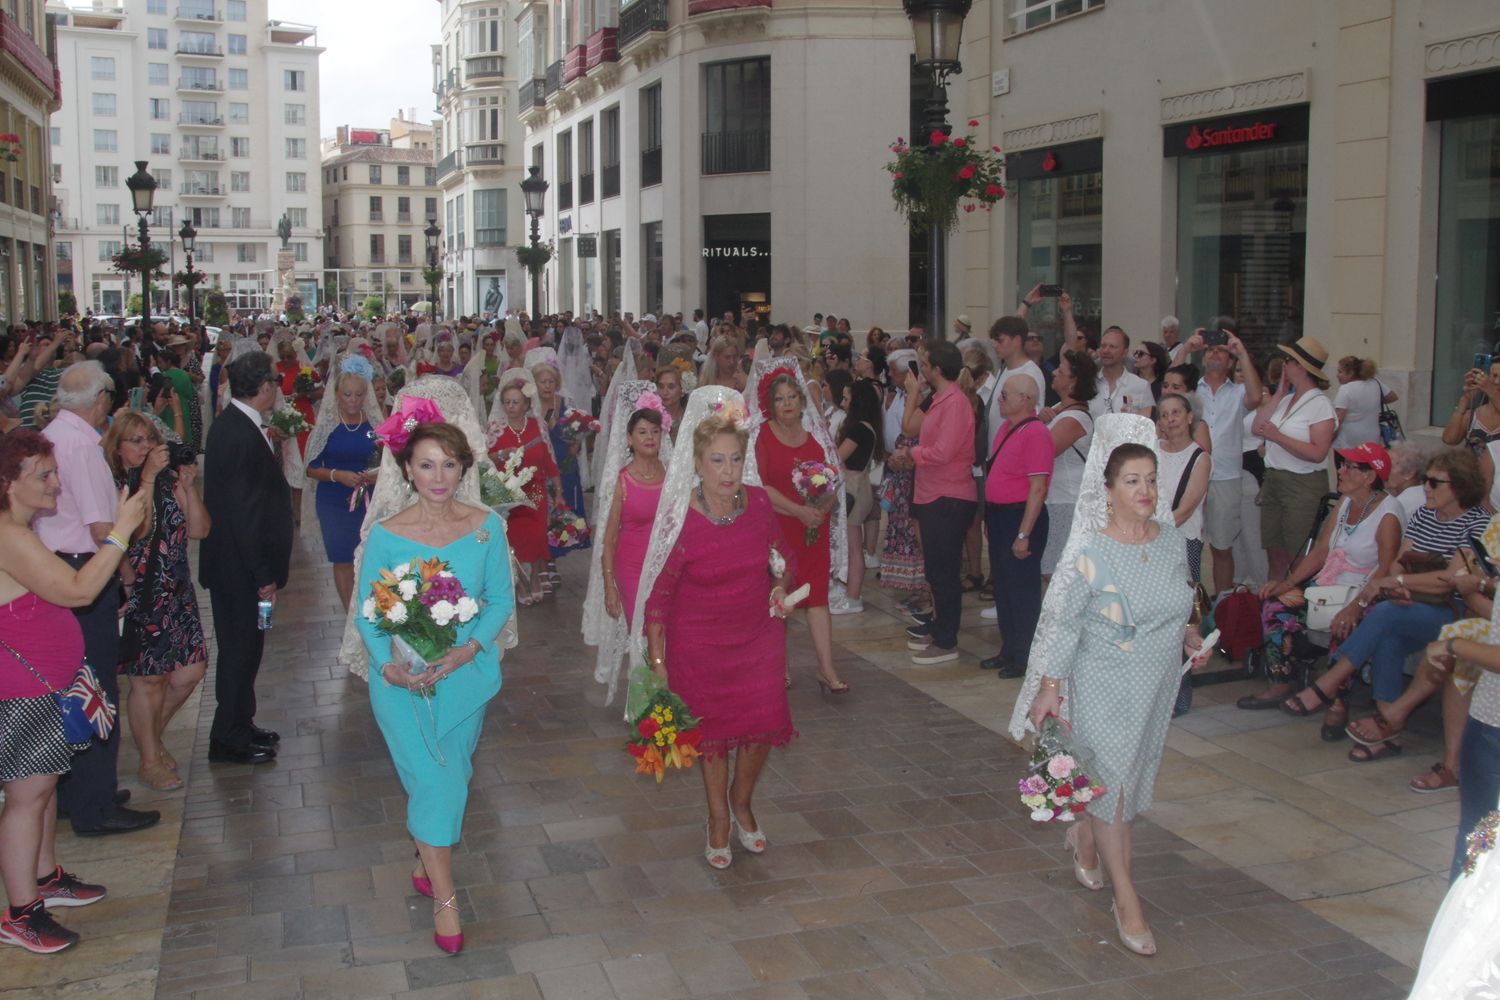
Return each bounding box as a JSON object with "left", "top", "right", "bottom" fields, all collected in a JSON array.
[
  {"left": 632, "top": 391, "right": 672, "bottom": 433},
  {"left": 373, "top": 396, "right": 445, "bottom": 450}
]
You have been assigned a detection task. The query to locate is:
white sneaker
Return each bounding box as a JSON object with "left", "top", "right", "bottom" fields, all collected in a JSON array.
[
  {"left": 980, "top": 606, "right": 998, "bottom": 621},
  {"left": 829, "top": 596, "right": 864, "bottom": 616},
  {"left": 864, "top": 552, "right": 881, "bottom": 569}
]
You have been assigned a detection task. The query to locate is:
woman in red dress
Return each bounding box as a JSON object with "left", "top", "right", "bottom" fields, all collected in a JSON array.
[
  {"left": 753, "top": 370, "right": 850, "bottom": 693},
  {"left": 488, "top": 378, "right": 562, "bottom": 606},
  {"left": 275, "top": 337, "right": 319, "bottom": 524}
]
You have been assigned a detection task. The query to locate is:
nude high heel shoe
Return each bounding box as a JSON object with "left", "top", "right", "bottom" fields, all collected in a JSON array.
[
  {"left": 1064, "top": 825, "right": 1103, "bottom": 891},
  {"left": 1111, "top": 902, "right": 1156, "bottom": 956}
]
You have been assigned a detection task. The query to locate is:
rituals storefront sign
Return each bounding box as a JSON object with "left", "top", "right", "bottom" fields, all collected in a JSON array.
[{"left": 1163, "top": 105, "right": 1308, "bottom": 158}]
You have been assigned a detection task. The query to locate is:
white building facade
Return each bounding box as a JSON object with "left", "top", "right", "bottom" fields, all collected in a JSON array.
[
  {"left": 516, "top": 0, "right": 912, "bottom": 325},
  {"left": 951, "top": 0, "right": 1500, "bottom": 431},
  {"left": 432, "top": 0, "right": 526, "bottom": 321},
  {"left": 50, "top": 0, "right": 324, "bottom": 315},
  {"left": 0, "top": 1, "right": 58, "bottom": 323}
]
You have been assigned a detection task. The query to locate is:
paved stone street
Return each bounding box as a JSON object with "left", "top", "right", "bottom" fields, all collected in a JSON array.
[{"left": 0, "top": 523, "right": 1436, "bottom": 999}]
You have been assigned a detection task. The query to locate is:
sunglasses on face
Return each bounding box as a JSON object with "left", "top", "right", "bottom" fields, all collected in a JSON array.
[
  {"left": 1336, "top": 459, "right": 1373, "bottom": 474},
  {"left": 1424, "top": 476, "right": 1451, "bottom": 489}
]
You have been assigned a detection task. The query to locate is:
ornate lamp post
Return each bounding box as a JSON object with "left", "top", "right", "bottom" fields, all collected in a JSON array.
[
  {"left": 520, "top": 164, "right": 549, "bottom": 318},
  {"left": 903, "top": 0, "right": 971, "bottom": 340},
  {"left": 424, "top": 218, "right": 441, "bottom": 319},
  {"left": 178, "top": 218, "right": 199, "bottom": 323},
  {"left": 125, "top": 160, "right": 158, "bottom": 322}
]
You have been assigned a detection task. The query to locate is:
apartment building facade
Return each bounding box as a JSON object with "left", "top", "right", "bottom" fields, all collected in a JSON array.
[
  {"left": 0, "top": 0, "right": 59, "bottom": 322},
  {"left": 50, "top": 0, "right": 323, "bottom": 315},
  {"left": 321, "top": 118, "right": 442, "bottom": 313},
  {"left": 516, "top": 0, "right": 911, "bottom": 324},
  {"left": 432, "top": 0, "right": 526, "bottom": 321},
  {"left": 951, "top": 0, "right": 1500, "bottom": 432}
]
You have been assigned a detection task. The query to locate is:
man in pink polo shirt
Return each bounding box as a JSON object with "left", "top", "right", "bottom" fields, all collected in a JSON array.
[{"left": 891, "top": 340, "right": 975, "bottom": 665}]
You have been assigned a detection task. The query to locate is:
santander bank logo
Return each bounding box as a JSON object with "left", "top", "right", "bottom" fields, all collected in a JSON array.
[{"left": 1186, "top": 121, "right": 1278, "bottom": 151}]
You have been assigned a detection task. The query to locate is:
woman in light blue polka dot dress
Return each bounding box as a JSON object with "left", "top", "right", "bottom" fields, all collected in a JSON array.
[{"left": 1011, "top": 419, "right": 1201, "bottom": 958}]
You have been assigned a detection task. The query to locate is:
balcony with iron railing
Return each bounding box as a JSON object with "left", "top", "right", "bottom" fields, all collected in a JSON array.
[
  {"left": 436, "top": 150, "right": 460, "bottom": 180},
  {"left": 475, "top": 228, "right": 506, "bottom": 247},
  {"left": 558, "top": 179, "right": 573, "bottom": 211},
  {"left": 545, "top": 60, "right": 563, "bottom": 96},
  {"left": 178, "top": 147, "right": 222, "bottom": 162},
  {"left": 601, "top": 163, "right": 621, "bottom": 199},
  {"left": 397, "top": 212, "right": 412, "bottom": 223},
  {"left": 579, "top": 172, "right": 595, "bottom": 205},
  {"left": 466, "top": 142, "right": 505, "bottom": 166},
  {"left": 641, "top": 146, "right": 662, "bottom": 187},
  {"left": 175, "top": 6, "right": 222, "bottom": 22},
  {"left": 619, "top": 0, "right": 668, "bottom": 48},
  {"left": 369, "top": 253, "right": 386, "bottom": 265},
  {"left": 369, "top": 211, "right": 384, "bottom": 223},
  {"left": 397, "top": 253, "right": 414, "bottom": 265},
  {"left": 519, "top": 77, "right": 546, "bottom": 112},
  {"left": 176, "top": 43, "right": 224, "bottom": 57},
  {"left": 563, "top": 44, "right": 587, "bottom": 84},
  {"left": 586, "top": 28, "right": 619, "bottom": 69},
  {"left": 466, "top": 54, "right": 505, "bottom": 82},
  {"left": 702, "top": 129, "right": 769, "bottom": 174},
  {"left": 178, "top": 112, "right": 225, "bottom": 127},
  {"left": 177, "top": 76, "right": 222, "bottom": 93},
  {"left": 688, "top": 0, "right": 770, "bottom": 12},
  {"left": 180, "top": 183, "right": 225, "bottom": 197}
]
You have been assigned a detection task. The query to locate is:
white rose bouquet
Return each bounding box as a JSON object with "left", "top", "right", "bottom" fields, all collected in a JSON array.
[{"left": 361, "top": 556, "right": 481, "bottom": 697}]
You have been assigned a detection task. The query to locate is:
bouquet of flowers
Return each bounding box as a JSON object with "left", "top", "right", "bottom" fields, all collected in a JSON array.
[
  {"left": 1019, "top": 716, "right": 1106, "bottom": 822},
  {"left": 267, "top": 401, "right": 311, "bottom": 436},
  {"left": 293, "top": 366, "right": 320, "bottom": 396},
  {"left": 791, "top": 459, "right": 841, "bottom": 544},
  {"left": 480, "top": 448, "right": 535, "bottom": 513},
  {"left": 558, "top": 409, "right": 601, "bottom": 445},
  {"left": 546, "top": 507, "right": 590, "bottom": 550},
  {"left": 361, "top": 556, "right": 480, "bottom": 698},
  {"left": 624, "top": 665, "right": 703, "bottom": 783}
]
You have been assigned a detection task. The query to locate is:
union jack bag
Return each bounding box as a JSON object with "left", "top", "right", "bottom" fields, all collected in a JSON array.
[{"left": 0, "top": 638, "right": 116, "bottom": 747}]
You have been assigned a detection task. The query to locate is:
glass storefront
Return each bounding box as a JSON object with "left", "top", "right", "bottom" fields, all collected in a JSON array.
[
  {"left": 1011, "top": 139, "right": 1103, "bottom": 352},
  {"left": 1431, "top": 90, "right": 1500, "bottom": 421},
  {"left": 1169, "top": 107, "right": 1308, "bottom": 359}
]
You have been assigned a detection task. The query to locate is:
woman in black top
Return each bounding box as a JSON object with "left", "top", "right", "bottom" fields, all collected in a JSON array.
[{"left": 832, "top": 379, "right": 884, "bottom": 614}]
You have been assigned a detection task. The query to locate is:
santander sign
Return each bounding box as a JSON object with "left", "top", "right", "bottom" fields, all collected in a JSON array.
[{"left": 1185, "top": 121, "right": 1278, "bottom": 150}]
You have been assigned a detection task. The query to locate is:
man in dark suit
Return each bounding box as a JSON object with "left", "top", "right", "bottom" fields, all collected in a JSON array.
[{"left": 200, "top": 352, "right": 294, "bottom": 764}]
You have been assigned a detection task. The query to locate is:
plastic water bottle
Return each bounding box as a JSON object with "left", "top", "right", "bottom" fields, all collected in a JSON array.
[{"left": 257, "top": 599, "right": 274, "bottom": 631}]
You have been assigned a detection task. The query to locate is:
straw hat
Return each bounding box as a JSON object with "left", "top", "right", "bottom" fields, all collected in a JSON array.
[{"left": 1276, "top": 336, "right": 1330, "bottom": 384}]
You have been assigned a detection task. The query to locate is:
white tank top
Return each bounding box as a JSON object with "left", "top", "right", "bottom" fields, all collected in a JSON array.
[{"left": 1158, "top": 442, "right": 1207, "bottom": 541}]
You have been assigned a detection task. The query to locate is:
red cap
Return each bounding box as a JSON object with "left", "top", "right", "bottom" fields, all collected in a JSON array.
[{"left": 1335, "top": 442, "right": 1391, "bottom": 482}]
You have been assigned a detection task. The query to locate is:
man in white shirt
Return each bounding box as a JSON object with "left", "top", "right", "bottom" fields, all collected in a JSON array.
[
  {"left": 1089, "top": 326, "right": 1153, "bottom": 418},
  {"left": 1178, "top": 326, "right": 1264, "bottom": 593},
  {"left": 985, "top": 316, "right": 1046, "bottom": 445},
  {"left": 1159, "top": 315, "right": 1181, "bottom": 353},
  {"left": 692, "top": 309, "right": 709, "bottom": 347}
]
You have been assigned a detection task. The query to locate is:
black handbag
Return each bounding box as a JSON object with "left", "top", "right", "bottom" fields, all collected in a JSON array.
[{"left": 1376, "top": 379, "right": 1404, "bottom": 446}]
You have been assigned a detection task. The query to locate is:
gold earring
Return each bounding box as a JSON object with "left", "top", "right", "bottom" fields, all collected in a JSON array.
[{"left": 1106, "top": 501, "right": 1113, "bottom": 518}]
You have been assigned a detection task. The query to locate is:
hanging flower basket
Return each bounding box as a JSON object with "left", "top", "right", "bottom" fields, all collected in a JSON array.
[
  {"left": 886, "top": 121, "right": 1008, "bottom": 234},
  {"left": 421, "top": 265, "right": 445, "bottom": 288},
  {"left": 111, "top": 245, "right": 169, "bottom": 280},
  {"left": 514, "top": 241, "right": 554, "bottom": 276},
  {"left": 173, "top": 269, "right": 207, "bottom": 289},
  {"left": 0, "top": 133, "right": 21, "bottom": 163}
]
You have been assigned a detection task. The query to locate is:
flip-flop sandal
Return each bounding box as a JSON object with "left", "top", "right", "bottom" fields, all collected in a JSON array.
[
  {"left": 1348, "top": 740, "right": 1403, "bottom": 763},
  {"left": 1346, "top": 711, "right": 1403, "bottom": 748},
  {"left": 1280, "top": 683, "right": 1334, "bottom": 717},
  {"left": 1409, "top": 762, "right": 1459, "bottom": 794}
]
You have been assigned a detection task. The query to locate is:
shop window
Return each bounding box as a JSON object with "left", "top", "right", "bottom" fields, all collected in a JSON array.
[{"left": 1433, "top": 113, "right": 1500, "bottom": 422}]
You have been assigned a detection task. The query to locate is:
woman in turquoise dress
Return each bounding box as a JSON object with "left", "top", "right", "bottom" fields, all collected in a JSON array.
[
  {"left": 353, "top": 420, "right": 514, "bottom": 957},
  {"left": 1011, "top": 417, "right": 1201, "bottom": 959}
]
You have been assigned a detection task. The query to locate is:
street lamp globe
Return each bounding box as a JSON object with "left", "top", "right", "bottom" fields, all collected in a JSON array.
[
  {"left": 903, "top": 0, "right": 971, "bottom": 72},
  {"left": 520, "top": 164, "right": 548, "bottom": 218},
  {"left": 178, "top": 218, "right": 197, "bottom": 253},
  {"left": 125, "top": 160, "right": 157, "bottom": 215},
  {"left": 424, "top": 218, "right": 440, "bottom": 256}
]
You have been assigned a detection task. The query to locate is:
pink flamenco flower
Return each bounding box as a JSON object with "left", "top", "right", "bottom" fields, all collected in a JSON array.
[
  {"left": 631, "top": 390, "right": 673, "bottom": 433},
  {"left": 1046, "top": 754, "right": 1076, "bottom": 780},
  {"left": 374, "top": 396, "right": 445, "bottom": 450}
]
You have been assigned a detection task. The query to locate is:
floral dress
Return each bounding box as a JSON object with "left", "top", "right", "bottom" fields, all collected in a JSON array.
[
  {"left": 120, "top": 471, "right": 208, "bottom": 677},
  {"left": 880, "top": 431, "right": 925, "bottom": 591},
  {"left": 545, "top": 403, "right": 592, "bottom": 557}
]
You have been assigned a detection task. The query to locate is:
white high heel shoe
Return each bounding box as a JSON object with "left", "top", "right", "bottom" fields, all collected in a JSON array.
[
  {"left": 1064, "top": 826, "right": 1104, "bottom": 891},
  {"left": 731, "top": 817, "right": 766, "bottom": 854},
  {"left": 704, "top": 821, "right": 732, "bottom": 869},
  {"left": 1112, "top": 902, "right": 1156, "bottom": 956}
]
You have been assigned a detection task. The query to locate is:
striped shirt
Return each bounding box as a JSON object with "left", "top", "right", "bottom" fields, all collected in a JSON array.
[{"left": 1403, "top": 505, "right": 1491, "bottom": 558}]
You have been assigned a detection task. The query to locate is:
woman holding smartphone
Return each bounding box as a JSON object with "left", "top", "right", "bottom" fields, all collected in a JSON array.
[{"left": 1441, "top": 358, "right": 1500, "bottom": 453}]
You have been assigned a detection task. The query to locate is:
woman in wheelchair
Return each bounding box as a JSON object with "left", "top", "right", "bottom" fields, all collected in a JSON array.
[{"left": 1236, "top": 442, "right": 1403, "bottom": 736}]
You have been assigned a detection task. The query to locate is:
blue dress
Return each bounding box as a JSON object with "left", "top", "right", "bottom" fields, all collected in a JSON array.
[
  {"left": 547, "top": 406, "right": 592, "bottom": 558},
  {"left": 354, "top": 510, "right": 515, "bottom": 846},
  {"left": 309, "top": 422, "right": 376, "bottom": 563}
]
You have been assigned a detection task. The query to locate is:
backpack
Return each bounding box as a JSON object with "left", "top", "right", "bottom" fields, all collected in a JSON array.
[{"left": 1211, "top": 586, "right": 1262, "bottom": 662}]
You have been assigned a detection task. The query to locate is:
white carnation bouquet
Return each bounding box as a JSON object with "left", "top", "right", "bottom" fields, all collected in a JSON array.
[{"left": 361, "top": 556, "right": 480, "bottom": 697}]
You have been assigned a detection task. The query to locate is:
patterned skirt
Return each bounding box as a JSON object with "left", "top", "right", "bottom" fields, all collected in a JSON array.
[
  {"left": 879, "top": 434, "right": 926, "bottom": 591},
  {"left": 0, "top": 695, "right": 72, "bottom": 782}
]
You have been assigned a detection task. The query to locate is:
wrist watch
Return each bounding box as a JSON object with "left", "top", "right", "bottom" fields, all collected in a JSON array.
[{"left": 1016, "top": 531, "right": 1028, "bottom": 540}]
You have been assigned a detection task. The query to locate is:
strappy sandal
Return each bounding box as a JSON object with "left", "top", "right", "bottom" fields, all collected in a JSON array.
[
  {"left": 1280, "top": 682, "right": 1335, "bottom": 717},
  {"left": 960, "top": 574, "right": 984, "bottom": 593},
  {"left": 1409, "top": 762, "right": 1459, "bottom": 794},
  {"left": 1319, "top": 699, "right": 1349, "bottom": 743},
  {"left": 1348, "top": 740, "right": 1403, "bottom": 763},
  {"left": 1346, "top": 711, "right": 1403, "bottom": 747}
]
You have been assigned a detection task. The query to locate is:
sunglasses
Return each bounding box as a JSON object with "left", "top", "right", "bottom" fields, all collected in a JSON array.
[
  {"left": 1424, "top": 476, "right": 1451, "bottom": 489},
  {"left": 1336, "top": 459, "right": 1372, "bottom": 474}
]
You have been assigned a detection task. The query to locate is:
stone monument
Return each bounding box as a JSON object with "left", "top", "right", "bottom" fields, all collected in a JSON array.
[{"left": 272, "top": 213, "right": 296, "bottom": 314}]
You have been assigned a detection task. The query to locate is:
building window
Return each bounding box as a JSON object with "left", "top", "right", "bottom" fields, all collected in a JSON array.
[
  {"left": 557, "top": 130, "right": 573, "bottom": 210},
  {"left": 91, "top": 93, "right": 116, "bottom": 117},
  {"left": 50, "top": 127, "right": 59, "bottom": 146},
  {"left": 578, "top": 119, "right": 595, "bottom": 205},
  {"left": 237, "top": 243, "right": 257, "bottom": 263},
  {"left": 455, "top": 193, "right": 465, "bottom": 250},
  {"left": 99, "top": 241, "right": 122, "bottom": 262},
  {"left": 228, "top": 34, "right": 247, "bottom": 54},
  {"left": 150, "top": 133, "right": 170, "bottom": 155},
  {"left": 425, "top": 167, "right": 437, "bottom": 186},
  {"left": 292, "top": 242, "right": 307, "bottom": 262},
  {"left": 284, "top": 70, "right": 306, "bottom": 92},
  {"left": 148, "top": 62, "right": 168, "bottom": 85},
  {"left": 93, "top": 129, "right": 117, "bottom": 153},
  {"left": 287, "top": 208, "right": 306, "bottom": 227},
  {"left": 369, "top": 195, "right": 383, "bottom": 221},
  {"left": 464, "top": 5, "right": 501, "bottom": 54},
  {"left": 1014, "top": 156, "right": 1103, "bottom": 335},
  {"left": 369, "top": 164, "right": 382, "bottom": 184},
  {"left": 640, "top": 84, "right": 662, "bottom": 187},
  {"left": 149, "top": 98, "right": 170, "bottom": 120},
  {"left": 147, "top": 0, "right": 166, "bottom": 12},
  {"left": 285, "top": 138, "right": 306, "bottom": 159},
  {"left": 155, "top": 169, "right": 172, "bottom": 191},
  {"left": 228, "top": 68, "right": 248, "bottom": 90},
  {"left": 397, "top": 196, "right": 411, "bottom": 221},
  {"left": 227, "top": 0, "right": 246, "bottom": 19},
  {"left": 232, "top": 207, "right": 250, "bottom": 228},
  {"left": 643, "top": 221, "right": 662, "bottom": 313},
  {"left": 369, "top": 234, "right": 385, "bottom": 263},
  {"left": 702, "top": 58, "right": 770, "bottom": 175},
  {"left": 90, "top": 56, "right": 115, "bottom": 81},
  {"left": 231, "top": 171, "right": 249, "bottom": 192},
  {"left": 231, "top": 136, "right": 250, "bottom": 157},
  {"left": 603, "top": 229, "right": 621, "bottom": 315},
  {"left": 397, "top": 234, "right": 413, "bottom": 263},
  {"left": 284, "top": 103, "right": 305, "bottom": 126},
  {"left": 474, "top": 189, "right": 506, "bottom": 246},
  {"left": 97, "top": 204, "right": 120, "bottom": 225},
  {"left": 286, "top": 172, "right": 306, "bottom": 192},
  {"left": 425, "top": 196, "right": 438, "bottom": 220},
  {"left": 601, "top": 106, "right": 621, "bottom": 198},
  {"left": 195, "top": 243, "right": 214, "bottom": 262},
  {"left": 1006, "top": 0, "right": 1103, "bottom": 35},
  {"left": 147, "top": 28, "right": 167, "bottom": 49},
  {"left": 149, "top": 206, "right": 172, "bottom": 229},
  {"left": 182, "top": 99, "right": 216, "bottom": 123},
  {"left": 229, "top": 103, "right": 249, "bottom": 124}
]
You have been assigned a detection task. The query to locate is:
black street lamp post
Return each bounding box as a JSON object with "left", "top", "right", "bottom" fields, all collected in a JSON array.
[
  {"left": 903, "top": 0, "right": 971, "bottom": 340},
  {"left": 520, "top": 165, "right": 549, "bottom": 319},
  {"left": 125, "top": 160, "right": 158, "bottom": 323},
  {"left": 178, "top": 218, "right": 198, "bottom": 323},
  {"left": 424, "top": 219, "right": 441, "bottom": 319}
]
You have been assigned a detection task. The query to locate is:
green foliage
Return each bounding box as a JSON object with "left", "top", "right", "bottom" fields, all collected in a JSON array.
[
  {"left": 422, "top": 265, "right": 444, "bottom": 288},
  {"left": 362, "top": 295, "right": 386, "bottom": 320},
  {"left": 57, "top": 290, "right": 77, "bottom": 316},
  {"left": 515, "top": 241, "right": 554, "bottom": 276},
  {"left": 202, "top": 287, "right": 229, "bottom": 327},
  {"left": 111, "top": 244, "right": 169, "bottom": 280},
  {"left": 126, "top": 293, "right": 143, "bottom": 316},
  {"left": 886, "top": 123, "right": 1008, "bottom": 233},
  {"left": 174, "top": 269, "right": 207, "bottom": 288}
]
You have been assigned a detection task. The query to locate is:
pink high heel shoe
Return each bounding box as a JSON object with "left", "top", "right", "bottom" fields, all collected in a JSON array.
[
  {"left": 411, "top": 850, "right": 433, "bottom": 898},
  {"left": 433, "top": 894, "right": 463, "bottom": 955}
]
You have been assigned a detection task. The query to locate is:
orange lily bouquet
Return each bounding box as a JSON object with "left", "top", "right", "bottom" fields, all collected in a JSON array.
[
  {"left": 362, "top": 556, "right": 479, "bottom": 696},
  {"left": 625, "top": 680, "right": 703, "bottom": 784}
]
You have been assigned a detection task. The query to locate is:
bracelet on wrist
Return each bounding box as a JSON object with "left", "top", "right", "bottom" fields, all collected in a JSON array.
[
  {"left": 104, "top": 532, "right": 128, "bottom": 551},
  {"left": 1446, "top": 638, "right": 1457, "bottom": 656}
]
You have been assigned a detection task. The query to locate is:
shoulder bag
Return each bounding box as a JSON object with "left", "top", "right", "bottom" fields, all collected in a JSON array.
[
  {"left": 1375, "top": 379, "right": 1404, "bottom": 446},
  {"left": 1170, "top": 447, "right": 1204, "bottom": 511},
  {"left": 0, "top": 636, "right": 116, "bottom": 748},
  {"left": 119, "top": 482, "right": 165, "bottom": 668},
  {"left": 984, "top": 416, "right": 1040, "bottom": 478}
]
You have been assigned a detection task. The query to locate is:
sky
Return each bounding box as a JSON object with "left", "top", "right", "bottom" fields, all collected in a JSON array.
[{"left": 269, "top": 0, "right": 438, "bottom": 137}]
